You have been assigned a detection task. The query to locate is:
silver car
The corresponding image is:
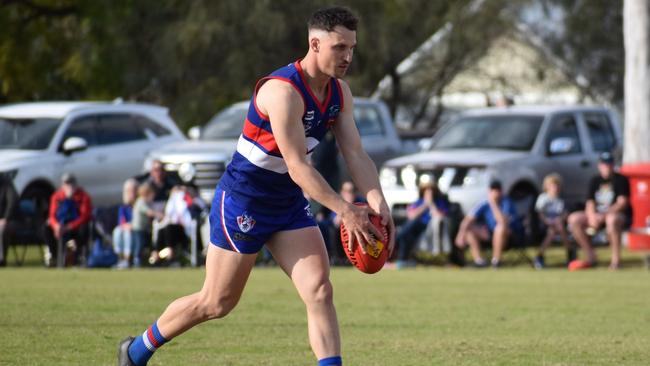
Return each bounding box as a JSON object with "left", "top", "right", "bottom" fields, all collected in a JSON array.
[
  {"left": 380, "top": 105, "right": 622, "bottom": 225},
  {"left": 0, "top": 101, "right": 186, "bottom": 224}
]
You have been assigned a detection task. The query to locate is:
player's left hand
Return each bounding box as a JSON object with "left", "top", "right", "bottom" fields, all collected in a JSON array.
[{"left": 371, "top": 202, "right": 395, "bottom": 257}]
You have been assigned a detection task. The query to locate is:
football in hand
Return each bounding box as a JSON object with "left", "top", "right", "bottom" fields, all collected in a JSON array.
[{"left": 340, "top": 205, "right": 389, "bottom": 274}]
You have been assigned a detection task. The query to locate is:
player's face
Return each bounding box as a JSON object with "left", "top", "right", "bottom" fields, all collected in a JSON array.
[{"left": 318, "top": 26, "right": 356, "bottom": 78}]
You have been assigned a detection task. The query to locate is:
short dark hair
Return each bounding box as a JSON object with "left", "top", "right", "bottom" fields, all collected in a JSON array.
[
  {"left": 308, "top": 6, "right": 358, "bottom": 32},
  {"left": 489, "top": 180, "right": 502, "bottom": 191}
]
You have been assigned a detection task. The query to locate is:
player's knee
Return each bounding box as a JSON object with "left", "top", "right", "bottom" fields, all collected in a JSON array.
[
  {"left": 305, "top": 278, "right": 334, "bottom": 306},
  {"left": 196, "top": 294, "right": 239, "bottom": 320}
]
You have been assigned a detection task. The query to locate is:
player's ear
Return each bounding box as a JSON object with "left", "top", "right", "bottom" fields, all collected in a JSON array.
[{"left": 310, "top": 36, "right": 320, "bottom": 53}]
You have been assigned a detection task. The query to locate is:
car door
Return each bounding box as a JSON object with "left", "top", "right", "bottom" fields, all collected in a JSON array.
[
  {"left": 355, "top": 103, "right": 394, "bottom": 167},
  {"left": 92, "top": 113, "right": 152, "bottom": 205},
  {"left": 59, "top": 115, "right": 105, "bottom": 201},
  {"left": 544, "top": 113, "right": 594, "bottom": 207},
  {"left": 582, "top": 111, "right": 619, "bottom": 162}
]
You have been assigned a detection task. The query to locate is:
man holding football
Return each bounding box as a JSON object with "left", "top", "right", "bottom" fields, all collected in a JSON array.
[{"left": 118, "top": 6, "right": 394, "bottom": 366}]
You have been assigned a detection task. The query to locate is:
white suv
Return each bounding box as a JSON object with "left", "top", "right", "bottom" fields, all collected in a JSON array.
[
  {"left": 0, "top": 101, "right": 186, "bottom": 225},
  {"left": 381, "top": 105, "right": 622, "bottom": 226}
]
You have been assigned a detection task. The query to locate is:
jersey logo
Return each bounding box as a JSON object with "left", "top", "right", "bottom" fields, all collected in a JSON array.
[
  {"left": 304, "top": 204, "right": 313, "bottom": 218},
  {"left": 326, "top": 105, "right": 340, "bottom": 129},
  {"left": 237, "top": 213, "right": 256, "bottom": 233},
  {"left": 304, "top": 110, "right": 315, "bottom": 135},
  {"left": 328, "top": 105, "right": 340, "bottom": 117}
]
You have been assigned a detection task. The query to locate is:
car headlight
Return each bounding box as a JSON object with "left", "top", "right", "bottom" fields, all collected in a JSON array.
[
  {"left": 178, "top": 162, "right": 196, "bottom": 183},
  {"left": 463, "top": 167, "right": 489, "bottom": 188},
  {"left": 0, "top": 169, "right": 18, "bottom": 181},
  {"left": 380, "top": 167, "right": 397, "bottom": 187},
  {"left": 401, "top": 165, "right": 417, "bottom": 190}
]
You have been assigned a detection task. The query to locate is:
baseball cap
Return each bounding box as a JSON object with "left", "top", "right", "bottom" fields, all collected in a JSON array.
[
  {"left": 489, "top": 180, "right": 502, "bottom": 190},
  {"left": 61, "top": 172, "right": 77, "bottom": 185},
  {"left": 599, "top": 152, "right": 614, "bottom": 165}
]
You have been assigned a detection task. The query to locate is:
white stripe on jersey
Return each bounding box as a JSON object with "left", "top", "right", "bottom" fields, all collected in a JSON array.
[{"left": 236, "top": 136, "right": 289, "bottom": 174}]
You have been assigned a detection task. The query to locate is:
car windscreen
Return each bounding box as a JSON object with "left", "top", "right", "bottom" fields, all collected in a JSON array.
[
  {"left": 0, "top": 117, "right": 61, "bottom": 150},
  {"left": 431, "top": 115, "right": 543, "bottom": 151},
  {"left": 354, "top": 104, "right": 385, "bottom": 136},
  {"left": 201, "top": 105, "right": 248, "bottom": 140}
]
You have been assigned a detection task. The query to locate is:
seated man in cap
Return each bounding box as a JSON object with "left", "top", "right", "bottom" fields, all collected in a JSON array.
[
  {"left": 454, "top": 180, "right": 524, "bottom": 268},
  {"left": 45, "top": 173, "right": 93, "bottom": 266},
  {"left": 568, "top": 152, "right": 631, "bottom": 270}
]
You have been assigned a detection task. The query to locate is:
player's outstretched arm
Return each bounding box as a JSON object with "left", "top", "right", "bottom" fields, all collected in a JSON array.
[
  {"left": 331, "top": 80, "right": 395, "bottom": 254},
  {"left": 256, "top": 79, "right": 380, "bottom": 252}
]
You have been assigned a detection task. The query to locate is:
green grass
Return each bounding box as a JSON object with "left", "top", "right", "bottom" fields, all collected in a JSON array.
[{"left": 1, "top": 247, "right": 649, "bottom": 366}]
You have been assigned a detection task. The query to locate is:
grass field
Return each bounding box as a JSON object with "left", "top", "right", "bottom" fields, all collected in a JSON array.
[{"left": 1, "top": 247, "right": 650, "bottom": 366}]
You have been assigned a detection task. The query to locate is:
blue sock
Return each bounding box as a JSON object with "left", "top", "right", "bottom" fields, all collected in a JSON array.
[
  {"left": 318, "top": 356, "right": 342, "bottom": 366},
  {"left": 127, "top": 321, "right": 168, "bottom": 366}
]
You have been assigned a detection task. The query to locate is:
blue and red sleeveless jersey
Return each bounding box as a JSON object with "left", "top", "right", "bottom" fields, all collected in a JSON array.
[{"left": 218, "top": 60, "right": 344, "bottom": 208}]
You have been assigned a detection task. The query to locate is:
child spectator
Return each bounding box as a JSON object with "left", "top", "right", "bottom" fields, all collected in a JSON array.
[
  {"left": 132, "top": 182, "right": 161, "bottom": 267},
  {"left": 113, "top": 179, "right": 138, "bottom": 269},
  {"left": 533, "top": 173, "right": 573, "bottom": 269}
]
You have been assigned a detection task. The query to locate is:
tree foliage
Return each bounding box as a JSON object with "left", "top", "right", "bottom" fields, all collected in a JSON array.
[{"left": 0, "top": 0, "right": 450, "bottom": 129}]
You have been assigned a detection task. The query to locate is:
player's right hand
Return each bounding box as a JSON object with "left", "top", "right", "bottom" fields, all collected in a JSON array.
[{"left": 340, "top": 203, "right": 384, "bottom": 255}]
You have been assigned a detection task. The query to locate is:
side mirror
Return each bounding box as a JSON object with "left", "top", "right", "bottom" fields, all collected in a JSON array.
[
  {"left": 188, "top": 126, "right": 201, "bottom": 140},
  {"left": 548, "top": 137, "right": 575, "bottom": 155},
  {"left": 61, "top": 137, "right": 88, "bottom": 155}
]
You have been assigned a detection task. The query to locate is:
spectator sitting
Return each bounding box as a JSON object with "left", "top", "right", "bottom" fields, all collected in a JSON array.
[
  {"left": 113, "top": 179, "right": 138, "bottom": 269},
  {"left": 568, "top": 152, "right": 631, "bottom": 270},
  {"left": 151, "top": 186, "right": 193, "bottom": 266},
  {"left": 395, "top": 174, "right": 450, "bottom": 269},
  {"left": 132, "top": 182, "right": 162, "bottom": 267},
  {"left": 45, "top": 173, "right": 92, "bottom": 266},
  {"left": 533, "top": 173, "right": 573, "bottom": 269},
  {"left": 416, "top": 175, "right": 452, "bottom": 257},
  {"left": 454, "top": 180, "right": 524, "bottom": 268},
  {"left": 0, "top": 174, "right": 18, "bottom": 267}
]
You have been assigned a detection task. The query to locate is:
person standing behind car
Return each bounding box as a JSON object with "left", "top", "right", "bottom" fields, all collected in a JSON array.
[
  {"left": 568, "top": 152, "right": 631, "bottom": 270},
  {"left": 45, "top": 173, "right": 92, "bottom": 266},
  {"left": 145, "top": 160, "right": 178, "bottom": 206},
  {"left": 0, "top": 174, "right": 18, "bottom": 267}
]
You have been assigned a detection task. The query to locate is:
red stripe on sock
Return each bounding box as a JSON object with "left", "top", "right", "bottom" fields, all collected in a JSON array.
[{"left": 147, "top": 327, "right": 160, "bottom": 348}]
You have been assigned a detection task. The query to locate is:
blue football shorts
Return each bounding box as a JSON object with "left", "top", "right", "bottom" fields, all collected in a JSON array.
[{"left": 209, "top": 187, "right": 317, "bottom": 254}]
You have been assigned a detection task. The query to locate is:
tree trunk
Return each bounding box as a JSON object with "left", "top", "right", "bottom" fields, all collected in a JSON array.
[{"left": 623, "top": 0, "right": 650, "bottom": 163}]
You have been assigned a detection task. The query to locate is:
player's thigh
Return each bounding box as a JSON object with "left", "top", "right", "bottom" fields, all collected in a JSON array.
[
  {"left": 266, "top": 226, "right": 331, "bottom": 299},
  {"left": 200, "top": 244, "right": 257, "bottom": 303}
]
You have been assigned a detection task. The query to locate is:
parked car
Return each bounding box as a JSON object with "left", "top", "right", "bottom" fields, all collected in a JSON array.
[
  {"left": 146, "top": 97, "right": 403, "bottom": 203},
  {"left": 380, "top": 105, "right": 622, "bottom": 230},
  {"left": 0, "top": 101, "right": 186, "bottom": 227}
]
